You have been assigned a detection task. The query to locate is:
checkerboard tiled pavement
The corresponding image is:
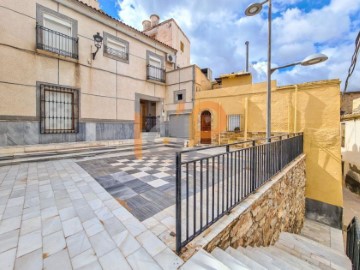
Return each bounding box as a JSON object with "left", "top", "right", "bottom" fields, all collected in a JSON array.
[
  {"left": 0, "top": 159, "right": 183, "bottom": 269},
  {"left": 77, "top": 148, "right": 211, "bottom": 222}
]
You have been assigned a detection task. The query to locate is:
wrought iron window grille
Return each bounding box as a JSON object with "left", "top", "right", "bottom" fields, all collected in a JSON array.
[
  {"left": 104, "top": 45, "right": 128, "bottom": 61},
  {"left": 146, "top": 64, "right": 166, "bottom": 83},
  {"left": 39, "top": 84, "right": 79, "bottom": 134},
  {"left": 36, "top": 24, "right": 79, "bottom": 59}
]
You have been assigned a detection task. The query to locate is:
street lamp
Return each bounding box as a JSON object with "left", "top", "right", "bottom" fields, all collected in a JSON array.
[
  {"left": 271, "top": 53, "right": 328, "bottom": 74},
  {"left": 245, "top": 1, "right": 328, "bottom": 141},
  {"left": 92, "top": 32, "right": 103, "bottom": 60}
]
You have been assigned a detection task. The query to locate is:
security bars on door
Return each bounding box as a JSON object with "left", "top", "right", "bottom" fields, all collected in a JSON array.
[
  {"left": 40, "top": 84, "right": 79, "bottom": 134},
  {"left": 175, "top": 133, "right": 303, "bottom": 253},
  {"left": 147, "top": 64, "right": 166, "bottom": 83},
  {"left": 36, "top": 24, "right": 79, "bottom": 59}
]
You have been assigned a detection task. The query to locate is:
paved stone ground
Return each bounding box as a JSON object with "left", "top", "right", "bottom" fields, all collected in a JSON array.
[
  {"left": 77, "top": 148, "right": 214, "bottom": 221},
  {"left": 0, "top": 159, "right": 183, "bottom": 270}
]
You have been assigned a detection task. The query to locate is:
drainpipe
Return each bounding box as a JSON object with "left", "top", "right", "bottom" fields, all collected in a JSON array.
[
  {"left": 245, "top": 97, "right": 248, "bottom": 140},
  {"left": 294, "top": 85, "right": 298, "bottom": 133},
  {"left": 245, "top": 41, "right": 249, "bottom": 73}
]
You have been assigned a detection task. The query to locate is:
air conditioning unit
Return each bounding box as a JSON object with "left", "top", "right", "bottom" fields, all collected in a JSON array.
[{"left": 166, "top": 54, "right": 176, "bottom": 64}]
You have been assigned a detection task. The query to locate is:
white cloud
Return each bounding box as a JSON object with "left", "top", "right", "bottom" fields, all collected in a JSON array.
[{"left": 116, "top": 0, "right": 360, "bottom": 91}]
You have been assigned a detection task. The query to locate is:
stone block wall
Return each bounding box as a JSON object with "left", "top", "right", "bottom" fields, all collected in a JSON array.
[
  {"left": 204, "top": 155, "right": 306, "bottom": 252},
  {"left": 0, "top": 121, "right": 134, "bottom": 147}
]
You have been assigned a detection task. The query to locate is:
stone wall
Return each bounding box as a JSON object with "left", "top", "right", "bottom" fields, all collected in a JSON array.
[
  {"left": 204, "top": 155, "right": 306, "bottom": 252},
  {"left": 0, "top": 121, "right": 134, "bottom": 147}
]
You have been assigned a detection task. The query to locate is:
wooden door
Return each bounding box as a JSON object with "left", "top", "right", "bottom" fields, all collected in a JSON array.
[{"left": 201, "top": 111, "right": 211, "bottom": 144}]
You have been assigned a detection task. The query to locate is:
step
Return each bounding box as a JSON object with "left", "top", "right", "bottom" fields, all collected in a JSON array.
[
  {"left": 275, "top": 242, "right": 333, "bottom": 269},
  {"left": 265, "top": 246, "right": 320, "bottom": 270},
  {"left": 180, "top": 249, "right": 230, "bottom": 270},
  {"left": 280, "top": 233, "right": 351, "bottom": 268},
  {"left": 250, "top": 247, "right": 301, "bottom": 270},
  {"left": 225, "top": 247, "right": 267, "bottom": 270},
  {"left": 237, "top": 246, "right": 281, "bottom": 270},
  {"left": 211, "top": 247, "right": 249, "bottom": 270},
  {"left": 277, "top": 233, "right": 351, "bottom": 269}
]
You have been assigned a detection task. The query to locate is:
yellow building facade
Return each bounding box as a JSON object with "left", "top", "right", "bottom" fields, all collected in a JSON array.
[{"left": 192, "top": 77, "right": 343, "bottom": 228}]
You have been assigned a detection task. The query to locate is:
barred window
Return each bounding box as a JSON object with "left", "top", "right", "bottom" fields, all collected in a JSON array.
[
  {"left": 40, "top": 84, "right": 79, "bottom": 134},
  {"left": 227, "top": 114, "right": 241, "bottom": 132}
]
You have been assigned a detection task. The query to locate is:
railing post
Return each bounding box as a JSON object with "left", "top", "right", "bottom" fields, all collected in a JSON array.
[
  {"left": 175, "top": 152, "right": 182, "bottom": 253},
  {"left": 251, "top": 140, "right": 256, "bottom": 190},
  {"left": 280, "top": 135, "right": 283, "bottom": 170}
]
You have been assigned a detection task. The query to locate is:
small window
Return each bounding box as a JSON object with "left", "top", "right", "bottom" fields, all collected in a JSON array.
[
  {"left": 39, "top": 84, "right": 79, "bottom": 134},
  {"left": 180, "top": 41, "right": 184, "bottom": 52},
  {"left": 36, "top": 5, "right": 78, "bottom": 59},
  {"left": 227, "top": 114, "right": 241, "bottom": 132},
  {"left": 174, "top": 90, "right": 185, "bottom": 103},
  {"left": 341, "top": 122, "right": 345, "bottom": 147},
  {"left": 103, "top": 32, "right": 129, "bottom": 62}
]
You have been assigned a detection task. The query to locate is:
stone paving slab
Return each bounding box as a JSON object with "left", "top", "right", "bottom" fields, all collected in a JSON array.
[
  {"left": 77, "top": 148, "right": 213, "bottom": 221},
  {"left": 0, "top": 159, "right": 183, "bottom": 270}
]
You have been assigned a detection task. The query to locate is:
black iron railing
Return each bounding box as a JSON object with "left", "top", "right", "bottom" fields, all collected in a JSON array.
[
  {"left": 143, "top": 116, "right": 159, "bottom": 132},
  {"left": 175, "top": 133, "right": 304, "bottom": 253},
  {"left": 147, "top": 64, "right": 166, "bottom": 83},
  {"left": 347, "top": 216, "right": 360, "bottom": 270},
  {"left": 104, "top": 45, "right": 128, "bottom": 60},
  {"left": 36, "top": 24, "right": 79, "bottom": 59}
]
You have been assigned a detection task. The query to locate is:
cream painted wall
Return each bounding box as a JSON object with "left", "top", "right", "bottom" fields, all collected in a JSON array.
[
  {"left": 194, "top": 79, "right": 343, "bottom": 208},
  {"left": 342, "top": 118, "right": 360, "bottom": 165},
  {"left": 0, "top": 0, "right": 176, "bottom": 122}
]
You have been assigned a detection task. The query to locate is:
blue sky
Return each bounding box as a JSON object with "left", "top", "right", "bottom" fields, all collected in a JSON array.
[{"left": 98, "top": 0, "right": 360, "bottom": 91}]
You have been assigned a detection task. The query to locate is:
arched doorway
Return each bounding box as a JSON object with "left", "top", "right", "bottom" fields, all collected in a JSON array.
[{"left": 201, "top": 110, "right": 211, "bottom": 144}]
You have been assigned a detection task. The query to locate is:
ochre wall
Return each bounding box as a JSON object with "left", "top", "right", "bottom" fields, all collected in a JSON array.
[
  {"left": 221, "top": 74, "right": 253, "bottom": 88},
  {"left": 193, "top": 79, "right": 343, "bottom": 208}
]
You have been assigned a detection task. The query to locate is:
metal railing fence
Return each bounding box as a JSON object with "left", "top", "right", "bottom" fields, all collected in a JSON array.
[
  {"left": 175, "top": 133, "right": 304, "bottom": 253},
  {"left": 347, "top": 216, "right": 360, "bottom": 270},
  {"left": 146, "top": 64, "right": 166, "bottom": 83},
  {"left": 36, "top": 24, "right": 79, "bottom": 59}
]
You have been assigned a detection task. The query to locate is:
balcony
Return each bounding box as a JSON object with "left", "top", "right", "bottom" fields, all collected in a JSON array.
[
  {"left": 146, "top": 64, "right": 166, "bottom": 83},
  {"left": 104, "top": 45, "right": 128, "bottom": 61},
  {"left": 36, "top": 24, "right": 79, "bottom": 59}
]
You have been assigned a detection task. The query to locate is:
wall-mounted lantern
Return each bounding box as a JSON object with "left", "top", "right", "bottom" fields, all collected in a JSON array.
[{"left": 92, "top": 32, "right": 103, "bottom": 60}]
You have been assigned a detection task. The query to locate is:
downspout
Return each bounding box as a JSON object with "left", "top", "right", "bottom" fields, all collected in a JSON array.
[
  {"left": 245, "top": 97, "right": 248, "bottom": 140},
  {"left": 245, "top": 41, "right": 249, "bottom": 73}
]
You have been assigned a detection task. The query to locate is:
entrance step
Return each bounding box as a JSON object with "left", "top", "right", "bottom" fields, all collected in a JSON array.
[{"left": 181, "top": 220, "right": 352, "bottom": 270}]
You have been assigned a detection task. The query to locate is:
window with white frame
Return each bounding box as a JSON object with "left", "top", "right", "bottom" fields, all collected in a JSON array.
[
  {"left": 39, "top": 84, "right": 79, "bottom": 134},
  {"left": 147, "top": 52, "right": 165, "bottom": 82},
  {"left": 227, "top": 114, "right": 241, "bottom": 132},
  {"left": 36, "top": 5, "right": 78, "bottom": 59},
  {"left": 103, "top": 33, "right": 129, "bottom": 62}
]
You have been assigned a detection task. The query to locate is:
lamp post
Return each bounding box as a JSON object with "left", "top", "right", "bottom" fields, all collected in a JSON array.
[{"left": 245, "top": 1, "right": 328, "bottom": 141}]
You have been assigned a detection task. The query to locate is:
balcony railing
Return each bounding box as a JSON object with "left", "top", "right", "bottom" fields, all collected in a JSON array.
[
  {"left": 147, "top": 64, "right": 166, "bottom": 83},
  {"left": 346, "top": 216, "right": 360, "bottom": 270},
  {"left": 104, "top": 45, "right": 128, "bottom": 61},
  {"left": 175, "top": 133, "right": 304, "bottom": 253},
  {"left": 36, "top": 24, "right": 79, "bottom": 59}
]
